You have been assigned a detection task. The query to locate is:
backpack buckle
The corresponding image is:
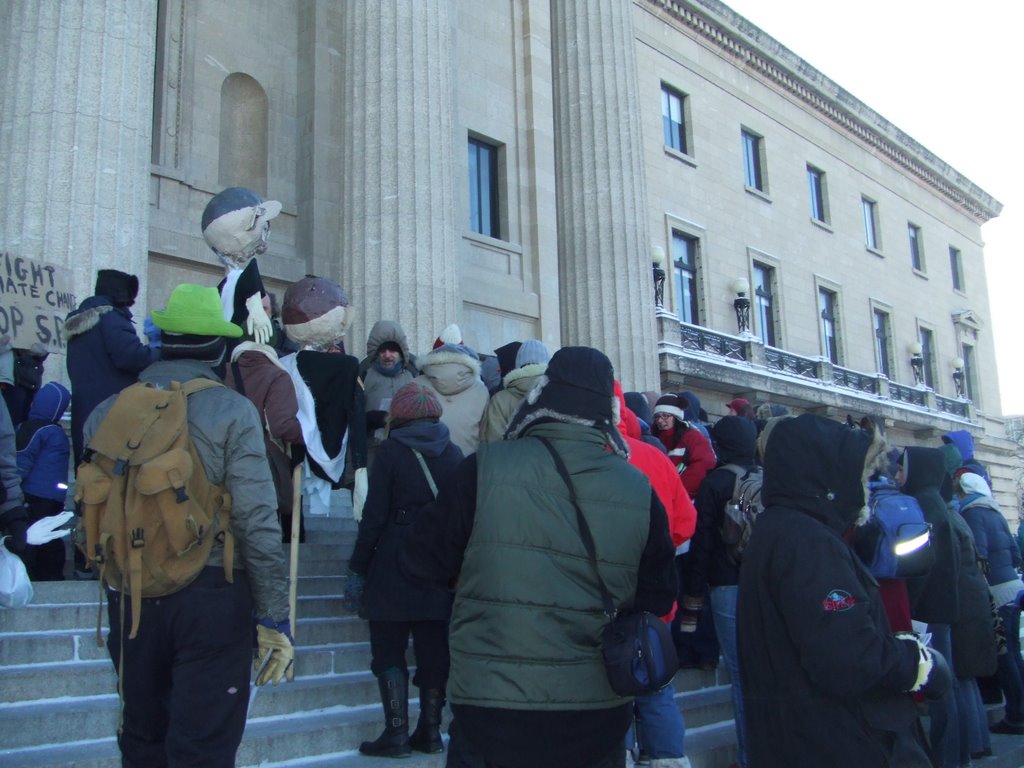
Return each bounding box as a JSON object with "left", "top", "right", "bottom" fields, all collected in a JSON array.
[
  {"left": 174, "top": 487, "right": 189, "bottom": 504},
  {"left": 113, "top": 458, "right": 128, "bottom": 476},
  {"left": 130, "top": 528, "right": 145, "bottom": 549}
]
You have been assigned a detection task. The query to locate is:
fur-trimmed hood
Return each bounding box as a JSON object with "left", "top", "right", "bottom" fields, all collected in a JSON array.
[
  {"left": 64, "top": 296, "right": 119, "bottom": 340},
  {"left": 761, "top": 414, "right": 887, "bottom": 530},
  {"left": 417, "top": 344, "right": 482, "bottom": 396},
  {"left": 501, "top": 362, "right": 546, "bottom": 392}
]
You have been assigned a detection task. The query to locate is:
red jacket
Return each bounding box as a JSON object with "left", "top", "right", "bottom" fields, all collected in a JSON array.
[{"left": 656, "top": 424, "right": 716, "bottom": 498}]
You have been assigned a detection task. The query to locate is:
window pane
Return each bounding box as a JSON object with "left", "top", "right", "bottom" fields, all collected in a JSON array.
[
  {"left": 808, "top": 167, "right": 825, "bottom": 221},
  {"left": 920, "top": 329, "right": 935, "bottom": 388},
  {"left": 672, "top": 231, "right": 699, "bottom": 324},
  {"left": 874, "top": 310, "right": 891, "bottom": 377},
  {"left": 662, "top": 86, "right": 685, "bottom": 153},
  {"left": 468, "top": 138, "right": 499, "bottom": 238},
  {"left": 862, "top": 199, "right": 877, "bottom": 249},
  {"left": 753, "top": 263, "right": 775, "bottom": 346},
  {"left": 742, "top": 131, "right": 762, "bottom": 190},
  {"left": 908, "top": 224, "right": 922, "bottom": 270},
  {"left": 962, "top": 344, "right": 975, "bottom": 401},
  {"left": 950, "top": 247, "right": 963, "bottom": 291},
  {"left": 819, "top": 288, "right": 837, "bottom": 362}
]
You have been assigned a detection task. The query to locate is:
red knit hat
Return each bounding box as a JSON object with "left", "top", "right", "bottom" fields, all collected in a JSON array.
[{"left": 388, "top": 382, "right": 442, "bottom": 427}]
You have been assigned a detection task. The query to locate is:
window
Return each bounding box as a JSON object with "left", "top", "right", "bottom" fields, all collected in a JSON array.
[
  {"left": 672, "top": 230, "right": 700, "bottom": 324},
  {"left": 908, "top": 224, "right": 924, "bottom": 271},
  {"left": 661, "top": 84, "right": 688, "bottom": 155},
  {"left": 468, "top": 137, "right": 500, "bottom": 238},
  {"left": 741, "top": 129, "right": 766, "bottom": 192},
  {"left": 873, "top": 309, "right": 892, "bottom": 378},
  {"left": 818, "top": 287, "right": 839, "bottom": 363},
  {"left": 950, "top": 246, "right": 964, "bottom": 291},
  {"left": 862, "top": 197, "right": 880, "bottom": 250},
  {"left": 807, "top": 165, "right": 828, "bottom": 223},
  {"left": 753, "top": 262, "right": 777, "bottom": 346},
  {"left": 919, "top": 328, "right": 935, "bottom": 389},
  {"left": 961, "top": 343, "right": 976, "bottom": 401}
]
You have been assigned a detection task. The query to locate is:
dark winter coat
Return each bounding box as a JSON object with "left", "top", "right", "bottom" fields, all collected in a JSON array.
[
  {"left": 737, "top": 414, "right": 929, "bottom": 768},
  {"left": 959, "top": 492, "right": 1024, "bottom": 601},
  {"left": 16, "top": 382, "right": 71, "bottom": 503},
  {"left": 349, "top": 420, "right": 463, "bottom": 621},
  {"left": 685, "top": 415, "right": 758, "bottom": 596},
  {"left": 65, "top": 291, "right": 159, "bottom": 463},
  {"left": 947, "top": 505, "right": 998, "bottom": 678},
  {"left": 901, "top": 447, "right": 960, "bottom": 625}
]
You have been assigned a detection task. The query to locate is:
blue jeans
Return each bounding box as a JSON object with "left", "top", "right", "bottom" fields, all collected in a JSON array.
[
  {"left": 628, "top": 682, "right": 685, "bottom": 759},
  {"left": 957, "top": 676, "right": 991, "bottom": 759},
  {"left": 996, "top": 604, "right": 1024, "bottom": 723},
  {"left": 926, "top": 624, "right": 959, "bottom": 768},
  {"left": 711, "top": 585, "right": 747, "bottom": 768}
]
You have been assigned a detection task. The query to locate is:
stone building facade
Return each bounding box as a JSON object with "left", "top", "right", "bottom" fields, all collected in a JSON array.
[{"left": 0, "top": 0, "right": 1016, "bottom": 513}]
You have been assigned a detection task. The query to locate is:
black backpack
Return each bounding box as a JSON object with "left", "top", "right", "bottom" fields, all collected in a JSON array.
[{"left": 719, "top": 464, "right": 763, "bottom": 564}]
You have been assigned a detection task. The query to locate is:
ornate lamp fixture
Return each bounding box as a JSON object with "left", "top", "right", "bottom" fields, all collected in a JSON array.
[
  {"left": 651, "top": 245, "right": 666, "bottom": 309},
  {"left": 909, "top": 341, "right": 924, "bottom": 386},
  {"left": 731, "top": 276, "right": 751, "bottom": 335},
  {"left": 951, "top": 356, "right": 965, "bottom": 398}
]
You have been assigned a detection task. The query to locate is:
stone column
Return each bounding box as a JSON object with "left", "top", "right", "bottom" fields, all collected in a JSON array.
[
  {"left": 0, "top": 2, "right": 156, "bottom": 331},
  {"left": 338, "top": 1, "right": 459, "bottom": 355},
  {"left": 550, "top": 0, "right": 659, "bottom": 391}
]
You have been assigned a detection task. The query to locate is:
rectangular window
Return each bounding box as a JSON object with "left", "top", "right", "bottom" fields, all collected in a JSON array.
[
  {"left": 961, "top": 343, "right": 975, "bottom": 401},
  {"left": 862, "top": 197, "right": 880, "bottom": 250},
  {"left": 908, "top": 223, "right": 924, "bottom": 271},
  {"left": 920, "top": 328, "right": 935, "bottom": 389},
  {"left": 468, "top": 137, "right": 500, "bottom": 238},
  {"left": 661, "top": 84, "right": 688, "bottom": 155},
  {"left": 742, "top": 129, "right": 765, "bottom": 191},
  {"left": 753, "top": 262, "right": 777, "bottom": 346},
  {"left": 807, "top": 165, "right": 828, "bottom": 223},
  {"left": 672, "top": 230, "right": 700, "bottom": 325},
  {"left": 950, "top": 246, "right": 964, "bottom": 291},
  {"left": 818, "top": 287, "right": 839, "bottom": 363},
  {"left": 873, "top": 309, "right": 891, "bottom": 378}
]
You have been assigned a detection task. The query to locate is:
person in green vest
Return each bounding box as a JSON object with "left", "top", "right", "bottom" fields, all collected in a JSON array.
[{"left": 401, "top": 346, "right": 677, "bottom": 768}]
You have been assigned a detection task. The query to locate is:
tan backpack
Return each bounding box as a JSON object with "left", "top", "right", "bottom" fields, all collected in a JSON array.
[{"left": 75, "top": 379, "right": 234, "bottom": 640}]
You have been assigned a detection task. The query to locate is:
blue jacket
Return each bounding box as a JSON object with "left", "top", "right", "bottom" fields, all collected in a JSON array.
[
  {"left": 65, "top": 294, "right": 159, "bottom": 463},
  {"left": 16, "top": 382, "right": 71, "bottom": 502},
  {"left": 959, "top": 492, "right": 1022, "bottom": 589}
]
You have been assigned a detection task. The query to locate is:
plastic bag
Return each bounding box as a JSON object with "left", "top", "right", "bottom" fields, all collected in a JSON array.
[{"left": 0, "top": 535, "right": 33, "bottom": 608}]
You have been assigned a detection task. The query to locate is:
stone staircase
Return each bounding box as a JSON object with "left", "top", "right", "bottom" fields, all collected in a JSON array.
[{"left": 2, "top": 508, "right": 1022, "bottom": 767}]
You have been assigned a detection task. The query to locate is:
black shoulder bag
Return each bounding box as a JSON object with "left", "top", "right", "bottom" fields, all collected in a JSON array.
[{"left": 536, "top": 437, "right": 678, "bottom": 696}]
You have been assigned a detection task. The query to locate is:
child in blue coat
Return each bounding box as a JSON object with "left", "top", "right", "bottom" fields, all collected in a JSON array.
[{"left": 16, "top": 382, "right": 71, "bottom": 580}]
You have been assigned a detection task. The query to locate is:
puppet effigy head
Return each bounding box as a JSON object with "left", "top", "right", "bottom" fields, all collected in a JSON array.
[
  {"left": 201, "top": 187, "right": 282, "bottom": 269},
  {"left": 282, "top": 276, "right": 355, "bottom": 351}
]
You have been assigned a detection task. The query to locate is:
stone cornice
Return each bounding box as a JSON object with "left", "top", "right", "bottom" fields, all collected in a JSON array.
[{"left": 645, "top": 0, "right": 1002, "bottom": 223}]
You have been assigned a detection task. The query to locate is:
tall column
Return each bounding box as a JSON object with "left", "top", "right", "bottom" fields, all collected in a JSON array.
[
  {"left": 339, "top": 1, "right": 459, "bottom": 355},
  {"left": 550, "top": 0, "right": 659, "bottom": 391},
  {"left": 0, "top": 2, "right": 156, "bottom": 325}
]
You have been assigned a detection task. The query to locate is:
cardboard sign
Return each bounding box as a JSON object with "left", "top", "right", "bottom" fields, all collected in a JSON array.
[{"left": 0, "top": 252, "right": 77, "bottom": 353}]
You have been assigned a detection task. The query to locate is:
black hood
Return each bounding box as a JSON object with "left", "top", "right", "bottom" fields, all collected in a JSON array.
[
  {"left": 712, "top": 415, "right": 756, "bottom": 465},
  {"left": 94, "top": 270, "right": 139, "bottom": 308},
  {"left": 899, "top": 446, "right": 946, "bottom": 495},
  {"left": 761, "top": 414, "right": 886, "bottom": 531}
]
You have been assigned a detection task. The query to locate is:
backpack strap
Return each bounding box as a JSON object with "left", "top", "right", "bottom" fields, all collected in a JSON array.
[{"left": 411, "top": 449, "right": 439, "bottom": 499}]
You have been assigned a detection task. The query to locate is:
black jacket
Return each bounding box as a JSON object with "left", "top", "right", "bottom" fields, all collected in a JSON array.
[
  {"left": 349, "top": 421, "right": 463, "bottom": 621},
  {"left": 685, "top": 415, "right": 757, "bottom": 595},
  {"left": 737, "top": 415, "right": 929, "bottom": 768},
  {"left": 902, "top": 446, "right": 961, "bottom": 625}
]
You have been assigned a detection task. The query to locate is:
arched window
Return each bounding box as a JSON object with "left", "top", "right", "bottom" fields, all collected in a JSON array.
[{"left": 218, "top": 73, "right": 268, "bottom": 196}]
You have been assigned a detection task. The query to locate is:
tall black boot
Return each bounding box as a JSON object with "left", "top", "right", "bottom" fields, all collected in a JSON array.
[
  {"left": 409, "top": 687, "right": 445, "bottom": 753},
  {"left": 359, "top": 669, "right": 411, "bottom": 758}
]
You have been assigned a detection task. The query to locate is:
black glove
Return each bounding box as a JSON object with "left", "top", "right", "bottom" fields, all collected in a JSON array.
[{"left": 901, "top": 634, "right": 951, "bottom": 700}]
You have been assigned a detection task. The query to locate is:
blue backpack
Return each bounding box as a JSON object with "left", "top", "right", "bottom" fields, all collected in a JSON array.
[{"left": 855, "top": 482, "right": 933, "bottom": 579}]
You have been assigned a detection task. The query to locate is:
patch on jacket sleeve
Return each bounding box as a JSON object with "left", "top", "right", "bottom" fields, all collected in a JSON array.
[{"left": 821, "top": 589, "right": 856, "bottom": 612}]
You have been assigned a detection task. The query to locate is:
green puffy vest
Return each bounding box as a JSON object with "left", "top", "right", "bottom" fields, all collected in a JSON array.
[{"left": 448, "top": 421, "right": 651, "bottom": 710}]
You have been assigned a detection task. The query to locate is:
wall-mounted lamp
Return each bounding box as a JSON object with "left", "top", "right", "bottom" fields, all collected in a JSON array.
[
  {"left": 909, "top": 341, "right": 924, "bottom": 386},
  {"left": 651, "top": 245, "right": 666, "bottom": 309},
  {"left": 731, "top": 276, "right": 751, "bottom": 335},
  {"left": 951, "top": 356, "right": 965, "bottom": 398}
]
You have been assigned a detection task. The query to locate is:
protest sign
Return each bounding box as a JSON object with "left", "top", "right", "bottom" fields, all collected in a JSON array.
[{"left": 0, "top": 252, "right": 76, "bottom": 353}]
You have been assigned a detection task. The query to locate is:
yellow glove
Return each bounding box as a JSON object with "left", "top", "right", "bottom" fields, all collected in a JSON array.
[{"left": 255, "top": 622, "right": 294, "bottom": 686}]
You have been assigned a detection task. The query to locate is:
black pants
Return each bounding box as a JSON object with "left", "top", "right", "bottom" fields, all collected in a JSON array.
[
  {"left": 368, "top": 619, "right": 449, "bottom": 690},
  {"left": 106, "top": 567, "right": 254, "bottom": 768},
  {"left": 445, "top": 717, "right": 626, "bottom": 768},
  {"left": 20, "top": 495, "right": 65, "bottom": 581}
]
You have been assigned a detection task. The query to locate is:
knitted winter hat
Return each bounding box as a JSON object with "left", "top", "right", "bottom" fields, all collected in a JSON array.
[
  {"left": 95, "top": 269, "right": 140, "bottom": 308},
  {"left": 388, "top": 381, "right": 443, "bottom": 428},
  {"left": 504, "top": 346, "right": 628, "bottom": 458},
  {"left": 938, "top": 442, "right": 963, "bottom": 477},
  {"left": 653, "top": 393, "right": 689, "bottom": 424},
  {"left": 726, "top": 398, "right": 750, "bottom": 414},
  {"left": 282, "top": 276, "right": 354, "bottom": 350},
  {"left": 433, "top": 324, "right": 462, "bottom": 349},
  {"left": 515, "top": 339, "right": 550, "bottom": 369}
]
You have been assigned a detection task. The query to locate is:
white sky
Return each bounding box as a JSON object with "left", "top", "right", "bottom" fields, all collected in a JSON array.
[{"left": 719, "top": 0, "right": 1023, "bottom": 414}]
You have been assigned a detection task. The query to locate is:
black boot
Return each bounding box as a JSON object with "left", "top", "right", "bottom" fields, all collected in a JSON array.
[
  {"left": 409, "top": 687, "right": 445, "bottom": 753},
  {"left": 359, "top": 669, "right": 411, "bottom": 758}
]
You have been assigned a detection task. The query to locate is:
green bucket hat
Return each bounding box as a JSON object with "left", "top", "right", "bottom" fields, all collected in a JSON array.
[{"left": 151, "top": 284, "right": 243, "bottom": 338}]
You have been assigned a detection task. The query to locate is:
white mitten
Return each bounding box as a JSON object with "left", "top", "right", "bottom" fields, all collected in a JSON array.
[
  {"left": 352, "top": 467, "right": 368, "bottom": 522},
  {"left": 244, "top": 293, "right": 273, "bottom": 345},
  {"left": 26, "top": 511, "right": 74, "bottom": 545}
]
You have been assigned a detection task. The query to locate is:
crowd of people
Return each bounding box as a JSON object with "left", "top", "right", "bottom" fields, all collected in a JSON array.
[{"left": 0, "top": 188, "right": 1022, "bottom": 768}]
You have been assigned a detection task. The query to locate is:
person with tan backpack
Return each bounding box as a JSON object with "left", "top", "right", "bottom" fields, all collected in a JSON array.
[{"left": 78, "top": 283, "right": 293, "bottom": 767}]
